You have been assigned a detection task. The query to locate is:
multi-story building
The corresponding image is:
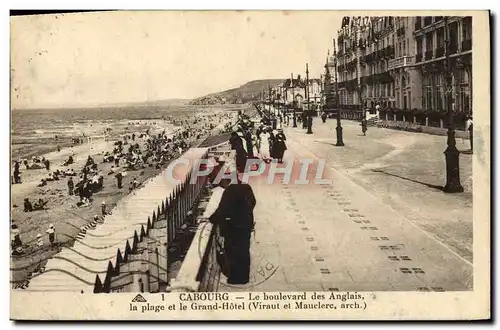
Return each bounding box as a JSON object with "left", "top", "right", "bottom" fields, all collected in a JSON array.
[
  {"left": 410, "top": 16, "right": 472, "bottom": 128},
  {"left": 333, "top": 16, "right": 396, "bottom": 120},
  {"left": 330, "top": 15, "right": 472, "bottom": 129}
]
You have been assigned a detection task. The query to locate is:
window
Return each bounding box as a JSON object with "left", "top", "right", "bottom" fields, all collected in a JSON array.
[
  {"left": 437, "top": 28, "right": 445, "bottom": 47},
  {"left": 459, "top": 69, "right": 471, "bottom": 112},
  {"left": 460, "top": 86, "right": 470, "bottom": 112},
  {"left": 425, "top": 33, "right": 433, "bottom": 52},
  {"left": 423, "top": 86, "right": 432, "bottom": 109},
  {"left": 422, "top": 75, "right": 432, "bottom": 110},
  {"left": 462, "top": 17, "right": 472, "bottom": 41},
  {"left": 416, "top": 37, "right": 423, "bottom": 54},
  {"left": 435, "top": 75, "right": 443, "bottom": 110}
]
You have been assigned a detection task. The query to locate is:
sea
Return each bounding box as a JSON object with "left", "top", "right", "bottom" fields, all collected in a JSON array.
[{"left": 11, "top": 104, "right": 240, "bottom": 160}]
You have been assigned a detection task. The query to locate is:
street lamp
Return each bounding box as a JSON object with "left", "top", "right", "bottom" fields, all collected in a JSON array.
[
  {"left": 443, "top": 16, "right": 464, "bottom": 193},
  {"left": 291, "top": 72, "right": 297, "bottom": 128},
  {"left": 306, "top": 63, "right": 313, "bottom": 134},
  {"left": 333, "top": 38, "right": 344, "bottom": 146}
]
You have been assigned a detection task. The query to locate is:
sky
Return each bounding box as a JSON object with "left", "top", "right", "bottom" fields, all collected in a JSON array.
[{"left": 11, "top": 11, "right": 342, "bottom": 109}]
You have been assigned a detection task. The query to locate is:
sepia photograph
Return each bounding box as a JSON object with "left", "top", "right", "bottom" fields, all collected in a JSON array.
[{"left": 9, "top": 9, "right": 490, "bottom": 320}]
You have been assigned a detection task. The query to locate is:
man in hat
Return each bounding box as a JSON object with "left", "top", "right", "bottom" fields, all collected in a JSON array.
[{"left": 209, "top": 172, "right": 256, "bottom": 285}]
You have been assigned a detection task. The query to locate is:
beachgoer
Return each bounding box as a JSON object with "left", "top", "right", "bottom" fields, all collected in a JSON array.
[
  {"left": 46, "top": 224, "right": 56, "bottom": 248},
  {"left": 101, "top": 201, "right": 106, "bottom": 216},
  {"left": 23, "top": 198, "right": 33, "bottom": 212},
  {"left": 13, "top": 161, "right": 21, "bottom": 184},
  {"left": 36, "top": 233, "right": 44, "bottom": 248},
  {"left": 11, "top": 224, "right": 22, "bottom": 250},
  {"left": 67, "top": 177, "right": 74, "bottom": 196}
]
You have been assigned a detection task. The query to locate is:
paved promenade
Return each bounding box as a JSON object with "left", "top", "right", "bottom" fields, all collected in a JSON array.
[{"left": 220, "top": 122, "right": 472, "bottom": 292}]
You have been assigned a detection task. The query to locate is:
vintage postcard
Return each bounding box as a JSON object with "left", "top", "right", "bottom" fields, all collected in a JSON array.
[{"left": 10, "top": 10, "right": 490, "bottom": 320}]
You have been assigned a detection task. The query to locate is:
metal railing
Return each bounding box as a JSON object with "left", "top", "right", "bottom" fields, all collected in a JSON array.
[{"left": 388, "top": 56, "right": 414, "bottom": 70}]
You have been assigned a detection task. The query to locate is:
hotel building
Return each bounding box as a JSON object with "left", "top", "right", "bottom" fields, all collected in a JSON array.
[{"left": 330, "top": 15, "right": 472, "bottom": 129}]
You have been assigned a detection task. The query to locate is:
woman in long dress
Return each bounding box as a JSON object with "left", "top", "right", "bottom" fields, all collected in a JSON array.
[
  {"left": 273, "top": 129, "right": 287, "bottom": 163},
  {"left": 209, "top": 175, "right": 256, "bottom": 285},
  {"left": 260, "top": 127, "right": 275, "bottom": 162}
]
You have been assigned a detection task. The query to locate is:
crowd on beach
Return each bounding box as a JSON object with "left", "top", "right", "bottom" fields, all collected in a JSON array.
[{"left": 10, "top": 111, "right": 236, "bottom": 257}]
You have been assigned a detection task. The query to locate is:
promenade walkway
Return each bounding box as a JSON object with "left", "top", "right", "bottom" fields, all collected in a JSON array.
[
  {"left": 219, "top": 125, "right": 472, "bottom": 292},
  {"left": 27, "top": 147, "right": 208, "bottom": 292}
]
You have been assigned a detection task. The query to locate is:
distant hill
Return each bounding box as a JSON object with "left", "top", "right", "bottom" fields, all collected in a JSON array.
[{"left": 189, "top": 79, "right": 284, "bottom": 105}]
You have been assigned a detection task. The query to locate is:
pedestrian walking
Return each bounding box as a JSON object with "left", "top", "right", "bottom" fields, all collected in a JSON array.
[
  {"left": 273, "top": 129, "right": 287, "bottom": 163},
  {"left": 321, "top": 112, "right": 327, "bottom": 123},
  {"left": 361, "top": 118, "right": 367, "bottom": 136}
]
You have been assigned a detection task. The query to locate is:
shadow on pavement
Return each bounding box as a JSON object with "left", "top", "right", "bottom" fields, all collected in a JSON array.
[{"left": 371, "top": 169, "right": 444, "bottom": 191}]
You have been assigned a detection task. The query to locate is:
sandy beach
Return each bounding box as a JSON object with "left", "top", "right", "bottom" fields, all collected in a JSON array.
[{"left": 10, "top": 106, "right": 243, "bottom": 286}]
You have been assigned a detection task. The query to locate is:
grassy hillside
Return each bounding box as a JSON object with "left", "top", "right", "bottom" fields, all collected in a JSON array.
[{"left": 190, "top": 79, "right": 284, "bottom": 105}]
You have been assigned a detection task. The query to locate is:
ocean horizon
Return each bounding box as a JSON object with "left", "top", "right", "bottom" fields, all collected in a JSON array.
[{"left": 10, "top": 103, "right": 245, "bottom": 160}]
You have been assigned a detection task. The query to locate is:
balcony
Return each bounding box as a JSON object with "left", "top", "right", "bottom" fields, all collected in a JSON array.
[
  {"left": 424, "top": 50, "right": 433, "bottom": 61},
  {"left": 462, "top": 39, "right": 472, "bottom": 51},
  {"left": 415, "top": 53, "right": 422, "bottom": 63},
  {"left": 435, "top": 46, "right": 445, "bottom": 58},
  {"left": 388, "top": 56, "right": 415, "bottom": 70}
]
